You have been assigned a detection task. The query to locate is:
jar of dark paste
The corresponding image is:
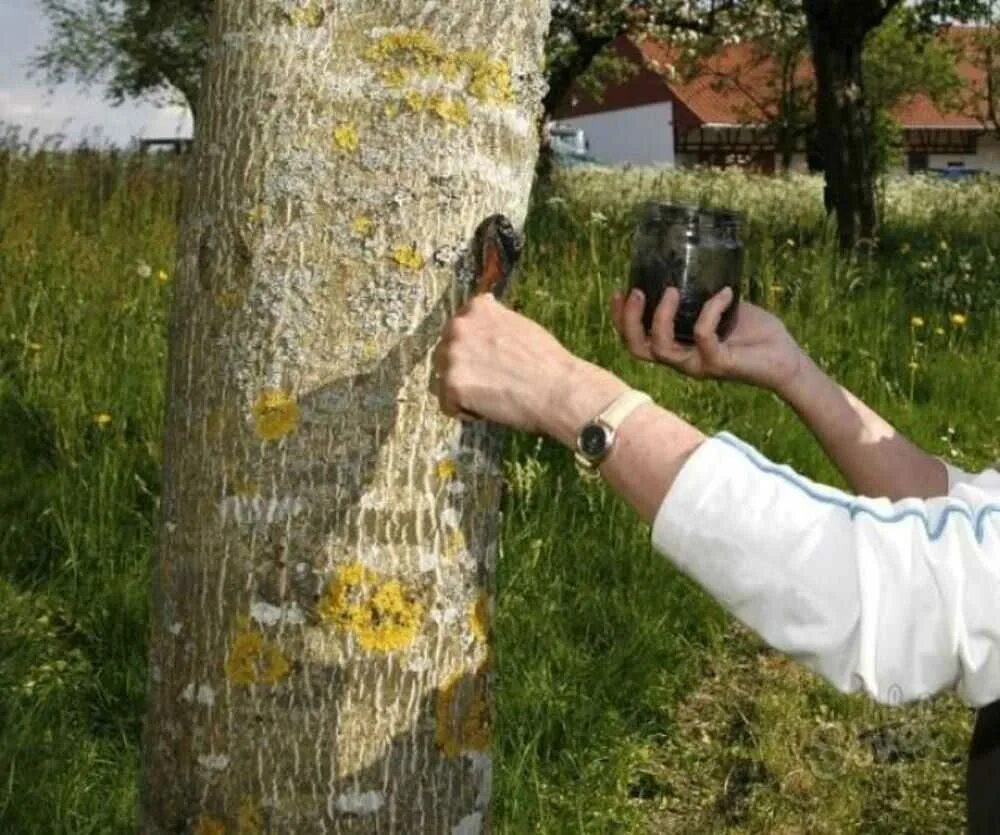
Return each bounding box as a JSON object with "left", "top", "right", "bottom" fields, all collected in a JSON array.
[{"left": 628, "top": 203, "right": 744, "bottom": 344}]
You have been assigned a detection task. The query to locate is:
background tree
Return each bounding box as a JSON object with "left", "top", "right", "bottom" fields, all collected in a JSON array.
[
  {"left": 676, "top": 0, "right": 813, "bottom": 172},
  {"left": 35, "top": 0, "right": 740, "bottom": 130},
  {"left": 33, "top": 0, "right": 211, "bottom": 119},
  {"left": 864, "top": 8, "right": 964, "bottom": 175},
  {"left": 140, "top": 1, "right": 550, "bottom": 831},
  {"left": 802, "top": 0, "right": 983, "bottom": 250},
  {"left": 954, "top": 3, "right": 1000, "bottom": 138}
]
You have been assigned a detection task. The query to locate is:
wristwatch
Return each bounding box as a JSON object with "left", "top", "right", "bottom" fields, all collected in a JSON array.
[{"left": 573, "top": 389, "right": 653, "bottom": 479}]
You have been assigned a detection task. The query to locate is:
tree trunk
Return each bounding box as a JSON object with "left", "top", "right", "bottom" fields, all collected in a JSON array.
[
  {"left": 804, "top": 1, "right": 878, "bottom": 250},
  {"left": 140, "top": 2, "right": 549, "bottom": 832}
]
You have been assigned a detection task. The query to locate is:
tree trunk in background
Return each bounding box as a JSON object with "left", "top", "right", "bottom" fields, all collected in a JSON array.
[
  {"left": 140, "top": 2, "right": 549, "bottom": 832},
  {"left": 804, "top": 0, "right": 880, "bottom": 250}
]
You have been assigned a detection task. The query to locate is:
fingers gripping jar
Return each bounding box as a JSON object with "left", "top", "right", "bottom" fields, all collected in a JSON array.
[{"left": 628, "top": 203, "right": 744, "bottom": 344}]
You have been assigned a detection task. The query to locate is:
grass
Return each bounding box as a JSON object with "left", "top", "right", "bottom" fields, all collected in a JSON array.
[{"left": 2, "top": 147, "right": 1000, "bottom": 833}]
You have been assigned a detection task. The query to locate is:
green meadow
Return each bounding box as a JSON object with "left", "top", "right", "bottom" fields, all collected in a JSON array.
[{"left": 2, "top": 147, "right": 999, "bottom": 833}]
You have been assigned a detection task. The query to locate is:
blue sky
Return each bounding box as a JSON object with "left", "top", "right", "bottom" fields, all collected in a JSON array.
[{"left": 0, "top": 0, "right": 192, "bottom": 147}]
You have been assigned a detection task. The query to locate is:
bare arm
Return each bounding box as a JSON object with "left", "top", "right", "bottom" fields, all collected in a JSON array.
[
  {"left": 775, "top": 354, "right": 947, "bottom": 500},
  {"left": 610, "top": 286, "right": 948, "bottom": 500},
  {"left": 541, "top": 358, "right": 705, "bottom": 524},
  {"left": 433, "top": 293, "right": 1000, "bottom": 706}
]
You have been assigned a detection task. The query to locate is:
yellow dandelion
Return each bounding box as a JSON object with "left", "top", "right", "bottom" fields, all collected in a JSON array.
[
  {"left": 156, "top": 269, "right": 169, "bottom": 284},
  {"left": 934, "top": 326, "right": 946, "bottom": 336},
  {"left": 93, "top": 412, "right": 112, "bottom": 427},
  {"left": 910, "top": 316, "right": 925, "bottom": 328},
  {"left": 950, "top": 313, "right": 968, "bottom": 327},
  {"left": 908, "top": 361, "right": 920, "bottom": 370}
]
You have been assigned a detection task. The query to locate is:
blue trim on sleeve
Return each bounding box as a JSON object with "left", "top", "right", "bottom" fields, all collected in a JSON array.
[{"left": 715, "top": 432, "right": 1000, "bottom": 543}]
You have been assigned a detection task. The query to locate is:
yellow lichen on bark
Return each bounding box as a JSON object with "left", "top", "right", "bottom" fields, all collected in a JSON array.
[
  {"left": 352, "top": 215, "right": 375, "bottom": 237},
  {"left": 401, "top": 91, "right": 470, "bottom": 125},
  {"left": 230, "top": 475, "right": 260, "bottom": 498},
  {"left": 391, "top": 245, "right": 426, "bottom": 271},
  {"left": 214, "top": 289, "right": 243, "bottom": 309},
  {"left": 366, "top": 28, "right": 514, "bottom": 109},
  {"left": 251, "top": 388, "right": 300, "bottom": 441},
  {"left": 194, "top": 816, "right": 226, "bottom": 835},
  {"left": 237, "top": 796, "right": 263, "bottom": 835},
  {"left": 470, "top": 592, "right": 489, "bottom": 643},
  {"left": 444, "top": 528, "right": 467, "bottom": 560},
  {"left": 286, "top": 2, "right": 324, "bottom": 27},
  {"left": 333, "top": 123, "right": 360, "bottom": 153},
  {"left": 463, "top": 50, "right": 515, "bottom": 104},
  {"left": 318, "top": 562, "right": 424, "bottom": 652},
  {"left": 245, "top": 204, "right": 270, "bottom": 224},
  {"left": 435, "top": 458, "right": 458, "bottom": 481},
  {"left": 225, "top": 630, "right": 291, "bottom": 686},
  {"left": 435, "top": 663, "right": 490, "bottom": 756}
]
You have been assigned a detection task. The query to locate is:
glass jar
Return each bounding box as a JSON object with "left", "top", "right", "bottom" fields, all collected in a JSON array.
[{"left": 628, "top": 203, "right": 744, "bottom": 344}]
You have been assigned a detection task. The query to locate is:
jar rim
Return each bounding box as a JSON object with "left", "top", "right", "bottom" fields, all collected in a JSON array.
[{"left": 637, "top": 201, "right": 744, "bottom": 226}]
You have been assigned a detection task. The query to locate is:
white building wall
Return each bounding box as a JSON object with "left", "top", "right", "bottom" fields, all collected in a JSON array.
[
  {"left": 928, "top": 133, "right": 1000, "bottom": 173},
  {"left": 556, "top": 102, "right": 675, "bottom": 166}
]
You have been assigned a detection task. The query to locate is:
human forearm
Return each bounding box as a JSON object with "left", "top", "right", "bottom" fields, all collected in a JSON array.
[
  {"left": 542, "top": 359, "right": 705, "bottom": 525},
  {"left": 540, "top": 359, "right": 1000, "bottom": 708},
  {"left": 650, "top": 432, "right": 1000, "bottom": 707},
  {"left": 777, "top": 354, "right": 947, "bottom": 499}
]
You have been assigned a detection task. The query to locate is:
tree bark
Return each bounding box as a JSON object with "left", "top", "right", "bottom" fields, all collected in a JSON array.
[
  {"left": 140, "top": 2, "right": 549, "bottom": 833},
  {"left": 804, "top": 0, "right": 885, "bottom": 250}
]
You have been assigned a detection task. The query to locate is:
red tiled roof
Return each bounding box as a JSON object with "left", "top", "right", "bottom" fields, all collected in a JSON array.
[
  {"left": 560, "top": 28, "right": 992, "bottom": 130},
  {"left": 635, "top": 37, "right": 809, "bottom": 125}
]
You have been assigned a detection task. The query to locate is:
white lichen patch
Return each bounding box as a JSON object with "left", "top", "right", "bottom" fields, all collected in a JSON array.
[
  {"left": 466, "top": 751, "right": 493, "bottom": 807},
  {"left": 407, "top": 654, "right": 433, "bottom": 673},
  {"left": 440, "top": 507, "right": 461, "bottom": 530},
  {"left": 418, "top": 549, "right": 440, "bottom": 573},
  {"left": 197, "top": 753, "right": 230, "bottom": 771},
  {"left": 168, "top": 621, "right": 183, "bottom": 636},
  {"left": 452, "top": 812, "right": 483, "bottom": 835},
  {"left": 332, "top": 788, "right": 385, "bottom": 816},
  {"left": 180, "top": 683, "right": 217, "bottom": 707},
  {"left": 358, "top": 489, "right": 388, "bottom": 511},
  {"left": 431, "top": 606, "right": 460, "bottom": 625},
  {"left": 227, "top": 263, "right": 327, "bottom": 399},
  {"left": 250, "top": 600, "right": 307, "bottom": 627},
  {"left": 219, "top": 495, "right": 308, "bottom": 526}
]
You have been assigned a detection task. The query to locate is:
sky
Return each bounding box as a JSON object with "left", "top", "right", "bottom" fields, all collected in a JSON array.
[{"left": 0, "top": 0, "right": 193, "bottom": 147}]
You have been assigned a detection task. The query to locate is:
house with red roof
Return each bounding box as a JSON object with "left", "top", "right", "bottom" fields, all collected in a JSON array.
[{"left": 552, "top": 28, "right": 999, "bottom": 175}]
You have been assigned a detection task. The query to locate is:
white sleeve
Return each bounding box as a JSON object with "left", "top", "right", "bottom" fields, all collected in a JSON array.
[
  {"left": 651, "top": 432, "right": 1000, "bottom": 707},
  {"left": 938, "top": 456, "right": 1000, "bottom": 494}
]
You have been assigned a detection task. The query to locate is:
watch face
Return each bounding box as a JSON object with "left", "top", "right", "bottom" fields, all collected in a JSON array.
[{"left": 580, "top": 423, "right": 609, "bottom": 458}]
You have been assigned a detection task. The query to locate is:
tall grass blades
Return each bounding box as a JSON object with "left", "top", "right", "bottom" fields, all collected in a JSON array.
[{"left": 2, "top": 148, "right": 1000, "bottom": 832}]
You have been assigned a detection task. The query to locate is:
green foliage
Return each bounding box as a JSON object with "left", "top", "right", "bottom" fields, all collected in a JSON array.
[
  {"left": 864, "top": 7, "right": 965, "bottom": 177},
  {"left": 3, "top": 152, "right": 1000, "bottom": 831},
  {"left": 33, "top": 0, "right": 211, "bottom": 116},
  {"left": 863, "top": 8, "right": 963, "bottom": 112}
]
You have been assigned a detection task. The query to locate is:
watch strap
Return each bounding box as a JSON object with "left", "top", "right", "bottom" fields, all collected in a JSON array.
[
  {"left": 596, "top": 389, "right": 653, "bottom": 432},
  {"left": 573, "top": 389, "right": 653, "bottom": 477}
]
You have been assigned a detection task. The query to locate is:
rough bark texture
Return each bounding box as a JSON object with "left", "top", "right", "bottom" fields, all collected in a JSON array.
[
  {"left": 140, "top": 2, "right": 549, "bottom": 833},
  {"left": 804, "top": 0, "right": 888, "bottom": 250}
]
